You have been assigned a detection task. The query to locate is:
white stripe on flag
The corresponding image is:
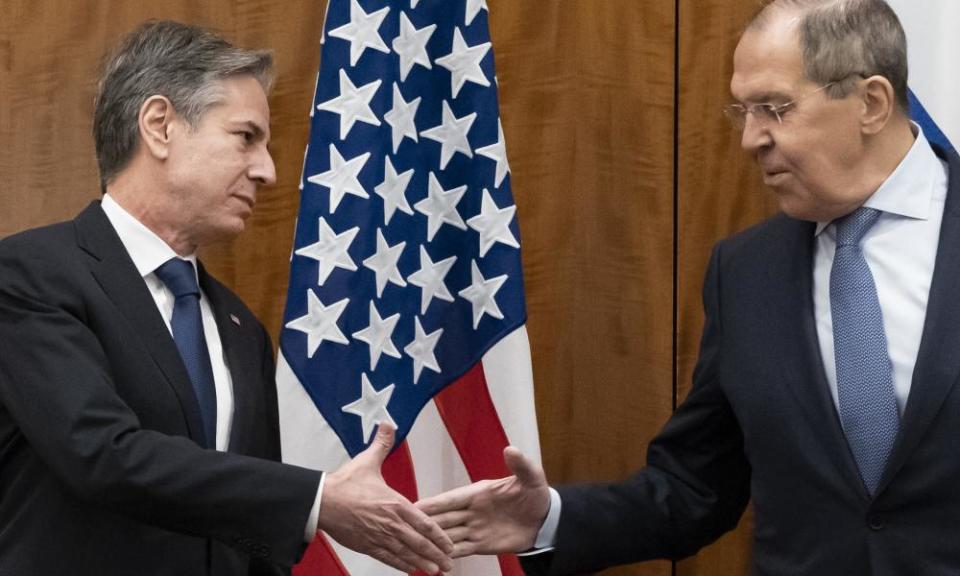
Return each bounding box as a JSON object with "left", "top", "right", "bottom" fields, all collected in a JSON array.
[{"left": 278, "top": 324, "right": 538, "bottom": 575}]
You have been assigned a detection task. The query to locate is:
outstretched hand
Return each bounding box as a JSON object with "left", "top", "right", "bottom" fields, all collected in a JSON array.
[
  {"left": 317, "top": 423, "right": 453, "bottom": 574},
  {"left": 416, "top": 446, "right": 551, "bottom": 557}
]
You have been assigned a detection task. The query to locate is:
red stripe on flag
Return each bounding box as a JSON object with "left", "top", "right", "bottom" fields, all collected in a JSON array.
[
  {"left": 382, "top": 438, "right": 419, "bottom": 503},
  {"left": 433, "top": 363, "right": 524, "bottom": 576},
  {"left": 295, "top": 440, "right": 422, "bottom": 576},
  {"left": 294, "top": 532, "right": 350, "bottom": 576},
  {"left": 383, "top": 439, "right": 432, "bottom": 576}
]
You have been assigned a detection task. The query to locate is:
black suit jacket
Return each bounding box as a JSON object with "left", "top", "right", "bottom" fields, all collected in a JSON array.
[
  {"left": 525, "top": 145, "right": 960, "bottom": 576},
  {"left": 0, "top": 203, "right": 322, "bottom": 576}
]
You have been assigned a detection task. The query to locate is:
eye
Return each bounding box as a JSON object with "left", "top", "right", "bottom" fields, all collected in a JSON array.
[{"left": 235, "top": 130, "right": 255, "bottom": 144}]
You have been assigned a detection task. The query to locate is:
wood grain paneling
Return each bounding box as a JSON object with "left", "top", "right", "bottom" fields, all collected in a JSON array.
[
  {"left": 0, "top": 0, "right": 770, "bottom": 574},
  {"left": 676, "top": 1, "right": 780, "bottom": 575},
  {"left": 489, "top": 2, "right": 676, "bottom": 575}
]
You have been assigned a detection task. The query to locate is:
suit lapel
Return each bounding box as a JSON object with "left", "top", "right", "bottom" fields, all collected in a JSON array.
[
  {"left": 198, "top": 265, "right": 250, "bottom": 453},
  {"left": 74, "top": 202, "right": 208, "bottom": 446},
  {"left": 878, "top": 148, "right": 960, "bottom": 494},
  {"left": 774, "top": 218, "right": 869, "bottom": 497}
]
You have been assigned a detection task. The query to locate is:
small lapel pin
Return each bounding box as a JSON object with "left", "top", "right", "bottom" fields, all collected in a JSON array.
[{"left": 230, "top": 314, "right": 241, "bottom": 327}]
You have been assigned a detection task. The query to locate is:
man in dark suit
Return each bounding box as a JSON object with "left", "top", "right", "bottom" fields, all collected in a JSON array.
[
  {"left": 0, "top": 20, "right": 451, "bottom": 576},
  {"left": 417, "top": 1, "right": 960, "bottom": 574}
]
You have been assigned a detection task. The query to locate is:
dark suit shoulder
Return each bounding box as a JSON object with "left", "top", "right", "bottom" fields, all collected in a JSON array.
[
  {"left": 0, "top": 217, "right": 77, "bottom": 256},
  {"left": 713, "top": 212, "right": 815, "bottom": 271},
  {"left": 0, "top": 218, "right": 92, "bottom": 307}
]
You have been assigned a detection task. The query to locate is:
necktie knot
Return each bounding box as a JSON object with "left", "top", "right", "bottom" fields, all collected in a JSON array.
[
  {"left": 155, "top": 258, "right": 200, "bottom": 299},
  {"left": 835, "top": 207, "right": 881, "bottom": 247}
]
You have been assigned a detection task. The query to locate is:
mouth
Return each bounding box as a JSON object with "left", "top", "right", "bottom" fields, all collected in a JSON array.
[
  {"left": 233, "top": 194, "right": 256, "bottom": 211},
  {"left": 761, "top": 169, "right": 789, "bottom": 185}
]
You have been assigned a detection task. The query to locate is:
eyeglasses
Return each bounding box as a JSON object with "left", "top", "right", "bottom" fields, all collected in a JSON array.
[{"left": 723, "top": 81, "right": 838, "bottom": 130}]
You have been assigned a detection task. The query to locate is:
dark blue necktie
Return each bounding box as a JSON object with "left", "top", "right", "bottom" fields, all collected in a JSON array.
[
  {"left": 830, "top": 207, "right": 900, "bottom": 495},
  {"left": 154, "top": 258, "right": 218, "bottom": 449}
]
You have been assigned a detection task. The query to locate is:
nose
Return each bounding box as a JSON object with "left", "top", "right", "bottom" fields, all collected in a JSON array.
[
  {"left": 740, "top": 112, "right": 773, "bottom": 154},
  {"left": 250, "top": 145, "right": 277, "bottom": 186}
]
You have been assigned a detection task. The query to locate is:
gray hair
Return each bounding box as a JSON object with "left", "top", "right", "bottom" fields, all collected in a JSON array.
[
  {"left": 93, "top": 20, "right": 274, "bottom": 187},
  {"left": 749, "top": 0, "right": 909, "bottom": 112}
]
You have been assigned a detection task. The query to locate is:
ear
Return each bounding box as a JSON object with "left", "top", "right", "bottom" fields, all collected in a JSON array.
[
  {"left": 138, "top": 95, "right": 177, "bottom": 160},
  {"left": 859, "top": 75, "right": 896, "bottom": 136}
]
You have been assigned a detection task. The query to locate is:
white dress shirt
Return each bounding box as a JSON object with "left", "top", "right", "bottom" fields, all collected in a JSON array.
[
  {"left": 101, "top": 193, "right": 235, "bottom": 450},
  {"left": 535, "top": 127, "right": 949, "bottom": 551},
  {"left": 814, "top": 127, "right": 948, "bottom": 415},
  {"left": 100, "top": 194, "right": 323, "bottom": 541}
]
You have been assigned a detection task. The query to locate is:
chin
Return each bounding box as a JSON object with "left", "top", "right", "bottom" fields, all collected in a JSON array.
[{"left": 773, "top": 191, "right": 820, "bottom": 223}]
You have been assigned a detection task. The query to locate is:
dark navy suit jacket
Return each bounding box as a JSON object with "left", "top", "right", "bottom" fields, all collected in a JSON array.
[
  {"left": 0, "top": 203, "right": 321, "bottom": 575},
  {"left": 525, "top": 145, "right": 960, "bottom": 576}
]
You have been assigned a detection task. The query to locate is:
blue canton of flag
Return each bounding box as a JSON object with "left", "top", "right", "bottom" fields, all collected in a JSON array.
[{"left": 280, "top": 0, "right": 524, "bottom": 458}]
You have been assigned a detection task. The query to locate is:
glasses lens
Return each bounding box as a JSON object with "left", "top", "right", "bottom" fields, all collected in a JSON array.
[
  {"left": 723, "top": 105, "right": 747, "bottom": 129},
  {"left": 757, "top": 104, "right": 782, "bottom": 125}
]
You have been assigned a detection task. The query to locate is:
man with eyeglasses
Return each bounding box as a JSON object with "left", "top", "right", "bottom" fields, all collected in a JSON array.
[{"left": 415, "top": 1, "right": 960, "bottom": 574}]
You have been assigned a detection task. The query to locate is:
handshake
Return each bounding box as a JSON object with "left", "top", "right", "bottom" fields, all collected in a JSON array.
[{"left": 320, "top": 424, "right": 550, "bottom": 574}]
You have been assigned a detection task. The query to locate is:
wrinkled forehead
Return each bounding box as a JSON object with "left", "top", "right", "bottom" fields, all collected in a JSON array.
[{"left": 730, "top": 12, "right": 809, "bottom": 103}]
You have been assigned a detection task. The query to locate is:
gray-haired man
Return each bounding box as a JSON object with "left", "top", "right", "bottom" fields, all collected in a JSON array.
[
  {"left": 0, "top": 20, "right": 451, "bottom": 576},
  {"left": 418, "top": 1, "right": 960, "bottom": 574}
]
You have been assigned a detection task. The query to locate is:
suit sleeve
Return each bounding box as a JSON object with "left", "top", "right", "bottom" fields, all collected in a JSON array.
[
  {"left": 0, "top": 236, "right": 321, "bottom": 568},
  {"left": 531, "top": 244, "right": 751, "bottom": 576}
]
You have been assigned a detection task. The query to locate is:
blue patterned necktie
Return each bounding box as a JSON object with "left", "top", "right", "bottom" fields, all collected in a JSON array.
[
  {"left": 830, "top": 207, "right": 899, "bottom": 495},
  {"left": 154, "top": 258, "right": 218, "bottom": 449}
]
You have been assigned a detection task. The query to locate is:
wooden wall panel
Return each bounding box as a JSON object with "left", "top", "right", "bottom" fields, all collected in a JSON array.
[
  {"left": 489, "top": 2, "right": 676, "bottom": 575},
  {"left": 0, "top": 0, "right": 771, "bottom": 574},
  {"left": 676, "top": 1, "right": 780, "bottom": 575}
]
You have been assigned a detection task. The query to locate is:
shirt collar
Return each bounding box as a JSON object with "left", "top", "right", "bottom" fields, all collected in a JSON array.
[
  {"left": 101, "top": 193, "right": 199, "bottom": 278},
  {"left": 814, "top": 124, "right": 941, "bottom": 236}
]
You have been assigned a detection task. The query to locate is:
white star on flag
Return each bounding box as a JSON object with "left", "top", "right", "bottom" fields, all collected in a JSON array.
[
  {"left": 458, "top": 260, "right": 508, "bottom": 329},
  {"left": 435, "top": 27, "right": 491, "bottom": 98},
  {"left": 404, "top": 316, "right": 443, "bottom": 384},
  {"left": 383, "top": 83, "right": 421, "bottom": 154},
  {"left": 316, "top": 69, "right": 382, "bottom": 140},
  {"left": 374, "top": 155, "right": 415, "bottom": 225},
  {"left": 284, "top": 290, "right": 350, "bottom": 358},
  {"left": 467, "top": 188, "right": 519, "bottom": 257},
  {"left": 392, "top": 11, "right": 436, "bottom": 82},
  {"left": 328, "top": 0, "right": 391, "bottom": 67},
  {"left": 465, "top": 0, "right": 490, "bottom": 26},
  {"left": 279, "top": 2, "right": 542, "bottom": 573},
  {"left": 307, "top": 144, "right": 371, "bottom": 214},
  {"left": 407, "top": 245, "right": 457, "bottom": 313},
  {"left": 362, "top": 228, "right": 408, "bottom": 297},
  {"left": 351, "top": 301, "right": 402, "bottom": 370},
  {"left": 476, "top": 119, "right": 511, "bottom": 188},
  {"left": 415, "top": 172, "right": 468, "bottom": 241},
  {"left": 293, "top": 217, "right": 359, "bottom": 285},
  {"left": 421, "top": 100, "right": 476, "bottom": 169},
  {"left": 341, "top": 373, "right": 396, "bottom": 443}
]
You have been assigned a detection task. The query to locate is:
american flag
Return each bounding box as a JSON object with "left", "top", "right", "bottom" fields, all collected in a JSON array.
[{"left": 275, "top": 1, "right": 541, "bottom": 574}]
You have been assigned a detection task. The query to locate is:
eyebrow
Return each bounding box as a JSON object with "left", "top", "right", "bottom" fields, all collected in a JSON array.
[
  {"left": 737, "top": 91, "right": 793, "bottom": 105},
  {"left": 233, "top": 120, "right": 270, "bottom": 143}
]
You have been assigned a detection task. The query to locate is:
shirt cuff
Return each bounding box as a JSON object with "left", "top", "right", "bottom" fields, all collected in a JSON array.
[
  {"left": 304, "top": 472, "right": 326, "bottom": 542},
  {"left": 517, "top": 486, "right": 561, "bottom": 556}
]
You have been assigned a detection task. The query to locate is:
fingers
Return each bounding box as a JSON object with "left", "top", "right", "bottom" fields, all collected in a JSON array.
[
  {"left": 369, "top": 548, "right": 420, "bottom": 574},
  {"left": 452, "top": 540, "right": 479, "bottom": 559},
  {"left": 361, "top": 422, "right": 396, "bottom": 466},
  {"left": 395, "top": 500, "right": 455, "bottom": 562},
  {"left": 416, "top": 483, "right": 482, "bottom": 516},
  {"left": 429, "top": 509, "right": 473, "bottom": 530},
  {"left": 503, "top": 446, "right": 541, "bottom": 486}
]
